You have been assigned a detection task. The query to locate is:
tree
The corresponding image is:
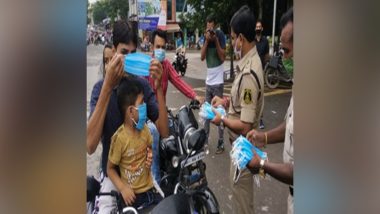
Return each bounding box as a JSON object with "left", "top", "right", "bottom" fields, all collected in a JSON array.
[
  {"left": 181, "top": 0, "right": 259, "bottom": 78},
  {"left": 87, "top": 0, "right": 92, "bottom": 25},
  {"left": 92, "top": 0, "right": 108, "bottom": 24},
  {"left": 91, "top": 0, "right": 129, "bottom": 25},
  {"left": 117, "top": 0, "right": 129, "bottom": 20},
  {"left": 182, "top": 0, "right": 258, "bottom": 33}
]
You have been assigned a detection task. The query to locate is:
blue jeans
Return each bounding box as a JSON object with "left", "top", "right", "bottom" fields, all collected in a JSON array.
[
  {"left": 147, "top": 121, "right": 161, "bottom": 184},
  {"left": 204, "top": 84, "right": 225, "bottom": 146},
  {"left": 132, "top": 188, "right": 162, "bottom": 210}
]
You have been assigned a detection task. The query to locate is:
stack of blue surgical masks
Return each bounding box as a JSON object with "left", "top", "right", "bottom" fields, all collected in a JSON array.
[
  {"left": 231, "top": 136, "right": 267, "bottom": 170},
  {"left": 124, "top": 52, "right": 151, "bottom": 76},
  {"left": 199, "top": 102, "right": 226, "bottom": 120}
]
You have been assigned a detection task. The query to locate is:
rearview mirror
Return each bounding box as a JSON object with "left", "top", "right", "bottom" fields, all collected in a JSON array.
[{"left": 187, "top": 129, "right": 206, "bottom": 151}]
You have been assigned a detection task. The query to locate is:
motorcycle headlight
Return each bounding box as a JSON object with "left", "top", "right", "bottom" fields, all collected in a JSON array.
[
  {"left": 172, "top": 156, "right": 179, "bottom": 168},
  {"left": 204, "top": 143, "right": 210, "bottom": 155}
]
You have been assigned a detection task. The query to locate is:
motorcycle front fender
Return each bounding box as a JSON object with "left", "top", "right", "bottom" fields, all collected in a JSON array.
[{"left": 193, "top": 187, "right": 219, "bottom": 213}]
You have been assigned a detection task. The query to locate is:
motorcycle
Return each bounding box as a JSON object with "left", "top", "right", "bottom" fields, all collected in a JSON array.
[
  {"left": 87, "top": 175, "right": 200, "bottom": 214},
  {"left": 87, "top": 101, "right": 219, "bottom": 214},
  {"left": 172, "top": 48, "right": 188, "bottom": 77},
  {"left": 264, "top": 44, "right": 293, "bottom": 89},
  {"left": 158, "top": 100, "right": 219, "bottom": 213},
  {"left": 94, "top": 35, "right": 103, "bottom": 46}
]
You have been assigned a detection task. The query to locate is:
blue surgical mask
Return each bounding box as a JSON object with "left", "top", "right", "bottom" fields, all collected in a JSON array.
[
  {"left": 154, "top": 49, "right": 166, "bottom": 62},
  {"left": 124, "top": 53, "right": 151, "bottom": 76},
  {"left": 132, "top": 103, "right": 147, "bottom": 131}
]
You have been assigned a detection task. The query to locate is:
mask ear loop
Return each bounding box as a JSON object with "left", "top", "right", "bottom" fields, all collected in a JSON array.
[
  {"left": 233, "top": 166, "right": 242, "bottom": 184},
  {"left": 231, "top": 140, "right": 242, "bottom": 183},
  {"left": 129, "top": 106, "right": 138, "bottom": 127},
  {"left": 238, "top": 34, "right": 244, "bottom": 51},
  {"left": 131, "top": 118, "right": 138, "bottom": 126}
]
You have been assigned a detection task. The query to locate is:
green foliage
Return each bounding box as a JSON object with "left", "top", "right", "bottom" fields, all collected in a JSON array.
[
  {"left": 283, "top": 58, "right": 293, "bottom": 75},
  {"left": 144, "top": 4, "right": 154, "bottom": 16},
  {"left": 92, "top": 0, "right": 108, "bottom": 24},
  {"left": 182, "top": 0, "right": 258, "bottom": 33},
  {"left": 91, "top": 0, "right": 129, "bottom": 25}
]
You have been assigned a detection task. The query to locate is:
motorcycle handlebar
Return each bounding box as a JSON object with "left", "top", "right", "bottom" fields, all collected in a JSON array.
[{"left": 189, "top": 99, "right": 200, "bottom": 110}]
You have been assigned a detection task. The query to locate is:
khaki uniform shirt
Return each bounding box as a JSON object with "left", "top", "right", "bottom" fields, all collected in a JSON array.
[{"left": 227, "top": 47, "right": 264, "bottom": 142}]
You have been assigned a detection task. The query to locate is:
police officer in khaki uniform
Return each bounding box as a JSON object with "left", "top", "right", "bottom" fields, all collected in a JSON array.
[
  {"left": 246, "top": 7, "right": 294, "bottom": 214},
  {"left": 211, "top": 6, "right": 264, "bottom": 214}
]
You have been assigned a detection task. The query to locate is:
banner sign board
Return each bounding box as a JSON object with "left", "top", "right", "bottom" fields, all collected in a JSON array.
[{"left": 137, "top": 0, "right": 166, "bottom": 30}]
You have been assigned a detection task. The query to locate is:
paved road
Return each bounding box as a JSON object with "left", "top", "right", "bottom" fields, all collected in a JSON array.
[{"left": 87, "top": 45, "right": 292, "bottom": 213}]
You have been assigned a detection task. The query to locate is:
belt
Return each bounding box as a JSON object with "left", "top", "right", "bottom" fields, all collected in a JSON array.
[{"left": 289, "top": 186, "right": 294, "bottom": 196}]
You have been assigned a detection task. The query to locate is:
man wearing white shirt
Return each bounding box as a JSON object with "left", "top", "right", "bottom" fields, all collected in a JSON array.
[{"left": 201, "top": 14, "right": 226, "bottom": 154}]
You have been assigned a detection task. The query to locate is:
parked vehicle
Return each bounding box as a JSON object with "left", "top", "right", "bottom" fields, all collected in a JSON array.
[
  {"left": 172, "top": 48, "right": 188, "bottom": 76},
  {"left": 264, "top": 44, "right": 293, "bottom": 89}
]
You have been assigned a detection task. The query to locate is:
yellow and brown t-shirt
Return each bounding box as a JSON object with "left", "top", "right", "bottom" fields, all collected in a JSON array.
[{"left": 108, "top": 124, "right": 153, "bottom": 194}]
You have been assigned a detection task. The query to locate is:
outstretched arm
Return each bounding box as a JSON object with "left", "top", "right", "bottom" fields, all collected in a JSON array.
[
  {"left": 247, "top": 155, "right": 293, "bottom": 185},
  {"left": 201, "top": 33, "right": 209, "bottom": 61},
  {"left": 246, "top": 121, "right": 286, "bottom": 148},
  {"left": 87, "top": 54, "right": 124, "bottom": 154},
  {"left": 214, "top": 36, "right": 226, "bottom": 62},
  {"left": 150, "top": 59, "right": 169, "bottom": 138},
  {"left": 167, "top": 62, "right": 197, "bottom": 99}
]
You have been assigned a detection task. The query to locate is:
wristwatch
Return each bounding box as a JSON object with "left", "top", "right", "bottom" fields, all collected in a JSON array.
[
  {"left": 220, "top": 115, "right": 226, "bottom": 128},
  {"left": 259, "top": 159, "right": 266, "bottom": 178},
  {"left": 259, "top": 159, "right": 266, "bottom": 168}
]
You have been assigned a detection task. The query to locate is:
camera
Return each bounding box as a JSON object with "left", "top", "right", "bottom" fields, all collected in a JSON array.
[{"left": 207, "top": 29, "right": 215, "bottom": 35}]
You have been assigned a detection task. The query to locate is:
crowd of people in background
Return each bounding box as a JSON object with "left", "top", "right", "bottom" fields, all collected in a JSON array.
[{"left": 87, "top": 28, "right": 112, "bottom": 46}]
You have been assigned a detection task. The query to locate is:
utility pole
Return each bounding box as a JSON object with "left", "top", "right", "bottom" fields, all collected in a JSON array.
[
  {"left": 229, "top": 22, "right": 234, "bottom": 80},
  {"left": 129, "top": 0, "right": 139, "bottom": 47},
  {"left": 230, "top": 39, "right": 234, "bottom": 80},
  {"left": 271, "top": 0, "right": 277, "bottom": 55}
]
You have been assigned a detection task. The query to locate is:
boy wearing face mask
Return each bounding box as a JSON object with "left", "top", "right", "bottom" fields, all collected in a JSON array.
[
  {"left": 107, "top": 78, "right": 162, "bottom": 209},
  {"left": 147, "top": 29, "right": 204, "bottom": 103}
]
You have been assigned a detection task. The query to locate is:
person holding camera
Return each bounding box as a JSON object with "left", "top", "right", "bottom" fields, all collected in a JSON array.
[{"left": 200, "top": 15, "right": 226, "bottom": 154}]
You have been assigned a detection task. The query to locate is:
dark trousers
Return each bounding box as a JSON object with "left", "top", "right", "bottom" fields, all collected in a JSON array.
[
  {"left": 204, "top": 83, "right": 224, "bottom": 147},
  {"left": 132, "top": 188, "right": 162, "bottom": 210}
]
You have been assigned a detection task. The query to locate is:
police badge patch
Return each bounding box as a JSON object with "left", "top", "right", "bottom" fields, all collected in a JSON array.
[{"left": 243, "top": 89, "right": 252, "bottom": 104}]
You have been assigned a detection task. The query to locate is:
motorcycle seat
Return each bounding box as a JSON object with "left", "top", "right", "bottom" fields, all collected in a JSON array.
[{"left": 151, "top": 193, "right": 192, "bottom": 214}]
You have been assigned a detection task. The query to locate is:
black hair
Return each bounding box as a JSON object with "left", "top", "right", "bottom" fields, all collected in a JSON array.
[
  {"left": 206, "top": 14, "right": 216, "bottom": 24},
  {"left": 256, "top": 19, "right": 263, "bottom": 25},
  {"left": 230, "top": 5, "right": 256, "bottom": 42},
  {"left": 280, "top": 7, "right": 293, "bottom": 41},
  {"left": 151, "top": 29, "right": 167, "bottom": 44},
  {"left": 117, "top": 77, "right": 143, "bottom": 117},
  {"left": 112, "top": 20, "right": 138, "bottom": 48},
  {"left": 102, "top": 43, "right": 113, "bottom": 77}
]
